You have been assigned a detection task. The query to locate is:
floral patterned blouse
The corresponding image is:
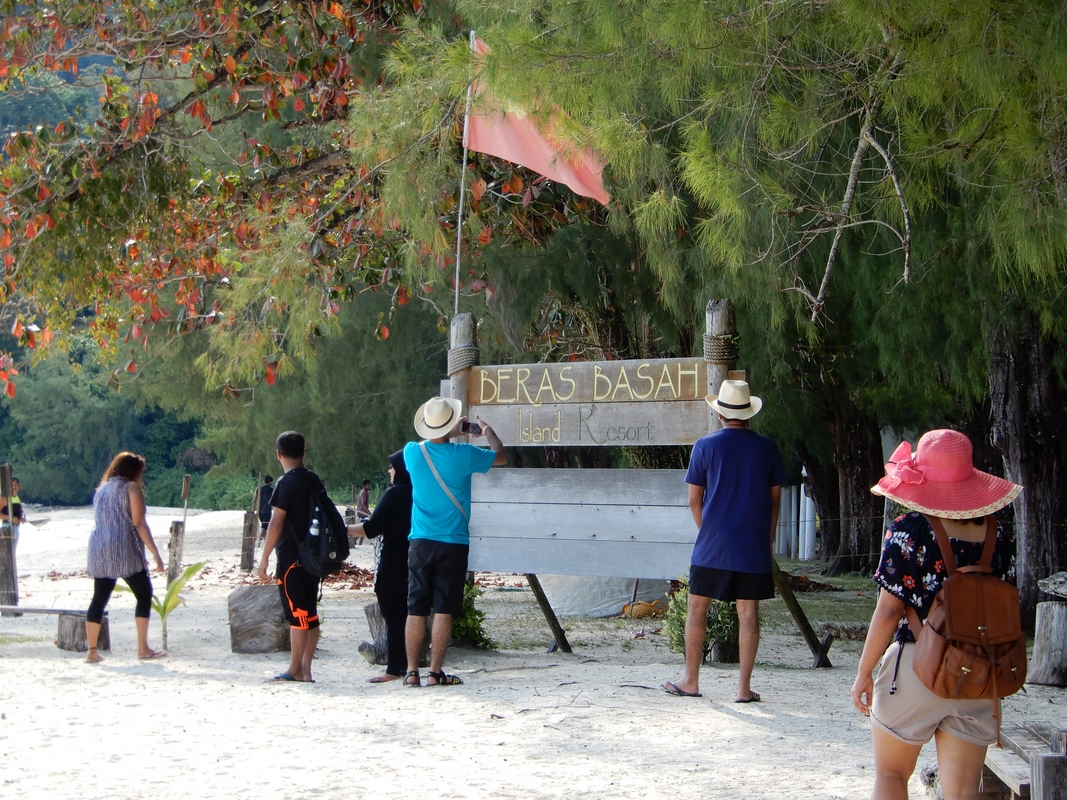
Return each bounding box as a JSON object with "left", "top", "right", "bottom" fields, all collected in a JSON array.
[{"left": 873, "top": 511, "right": 1017, "bottom": 644}]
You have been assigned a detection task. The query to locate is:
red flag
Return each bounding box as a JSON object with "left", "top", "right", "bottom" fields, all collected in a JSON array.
[{"left": 464, "top": 39, "right": 610, "bottom": 206}]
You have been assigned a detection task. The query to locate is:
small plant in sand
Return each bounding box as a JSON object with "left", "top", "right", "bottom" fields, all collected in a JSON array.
[
  {"left": 118, "top": 561, "right": 205, "bottom": 650},
  {"left": 664, "top": 576, "right": 740, "bottom": 663}
]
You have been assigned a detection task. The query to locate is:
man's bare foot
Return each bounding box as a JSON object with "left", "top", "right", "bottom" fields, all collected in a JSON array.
[
  {"left": 138, "top": 649, "right": 168, "bottom": 660},
  {"left": 86, "top": 647, "right": 104, "bottom": 663}
]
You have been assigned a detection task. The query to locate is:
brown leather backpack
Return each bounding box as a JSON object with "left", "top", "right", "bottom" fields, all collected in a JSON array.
[{"left": 905, "top": 515, "right": 1028, "bottom": 702}]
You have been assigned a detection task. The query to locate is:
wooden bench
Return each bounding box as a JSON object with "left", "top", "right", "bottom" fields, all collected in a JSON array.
[
  {"left": 982, "top": 722, "right": 1067, "bottom": 800},
  {"left": 0, "top": 606, "right": 110, "bottom": 652}
]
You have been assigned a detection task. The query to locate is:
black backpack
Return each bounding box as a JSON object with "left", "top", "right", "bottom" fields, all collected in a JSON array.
[{"left": 285, "top": 473, "right": 350, "bottom": 579}]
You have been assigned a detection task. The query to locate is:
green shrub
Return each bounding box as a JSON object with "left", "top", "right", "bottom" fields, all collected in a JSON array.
[
  {"left": 663, "top": 576, "right": 739, "bottom": 662},
  {"left": 452, "top": 582, "right": 496, "bottom": 650}
]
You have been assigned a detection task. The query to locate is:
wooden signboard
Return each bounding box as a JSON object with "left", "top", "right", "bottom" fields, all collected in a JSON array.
[
  {"left": 468, "top": 357, "right": 709, "bottom": 447},
  {"left": 467, "top": 468, "right": 693, "bottom": 580}
]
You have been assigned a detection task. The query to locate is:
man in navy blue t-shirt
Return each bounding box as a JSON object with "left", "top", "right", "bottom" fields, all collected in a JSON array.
[{"left": 663, "top": 380, "right": 787, "bottom": 703}]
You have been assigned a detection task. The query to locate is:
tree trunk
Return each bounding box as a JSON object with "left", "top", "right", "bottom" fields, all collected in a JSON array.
[
  {"left": 798, "top": 443, "right": 841, "bottom": 565},
  {"left": 990, "top": 304, "right": 1067, "bottom": 631},
  {"left": 826, "top": 393, "right": 883, "bottom": 576}
]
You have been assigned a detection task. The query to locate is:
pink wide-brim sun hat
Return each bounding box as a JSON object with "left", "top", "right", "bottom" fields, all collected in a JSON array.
[{"left": 871, "top": 429, "right": 1022, "bottom": 519}]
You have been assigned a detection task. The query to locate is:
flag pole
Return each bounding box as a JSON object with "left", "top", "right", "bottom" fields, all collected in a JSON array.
[{"left": 454, "top": 30, "right": 477, "bottom": 318}]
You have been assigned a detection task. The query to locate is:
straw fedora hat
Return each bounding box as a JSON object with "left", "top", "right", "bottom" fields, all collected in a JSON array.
[
  {"left": 413, "top": 396, "right": 463, "bottom": 440},
  {"left": 871, "top": 429, "right": 1022, "bottom": 519},
  {"left": 706, "top": 379, "right": 763, "bottom": 420}
]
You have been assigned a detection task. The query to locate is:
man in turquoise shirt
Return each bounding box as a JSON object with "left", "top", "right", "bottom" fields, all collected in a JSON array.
[{"left": 402, "top": 396, "right": 506, "bottom": 687}]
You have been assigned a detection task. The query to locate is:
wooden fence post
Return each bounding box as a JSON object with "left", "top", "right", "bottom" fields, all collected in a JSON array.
[
  {"left": 167, "top": 520, "right": 185, "bottom": 586},
  {"left": 704, "top": 299, "right": 737, "bottom": 433},
  {"left": 0, "top": 463, "right": 15, "bottom": 615},
  {"left": 240, "top": 511, "right": 258, "bottom": 572}
]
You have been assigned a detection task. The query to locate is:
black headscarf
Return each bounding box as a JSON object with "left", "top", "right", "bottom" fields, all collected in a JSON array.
[{"left": 387, "top": 449, "right": 411, "bottom": 486}]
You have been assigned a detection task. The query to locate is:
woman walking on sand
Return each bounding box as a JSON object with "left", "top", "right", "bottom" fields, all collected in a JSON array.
[
  {"left": 852, "top": 430, "right": 1022, "bottom": 799},
  {"left": 84, "top": 452, "right": 167, "bottom": 663}
]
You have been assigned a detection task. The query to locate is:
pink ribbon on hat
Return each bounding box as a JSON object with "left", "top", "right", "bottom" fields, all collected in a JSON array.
[
  {"left": 881, "top": 441, "right": 925, "bottom": 490},
  {"left": 881, "top": 439, "right": 975, "bottom": 490}
]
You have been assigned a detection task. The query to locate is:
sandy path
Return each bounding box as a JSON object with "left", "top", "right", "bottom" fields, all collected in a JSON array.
[{"left": 0, "top": 508, "right": 1061, "bottom": 799}]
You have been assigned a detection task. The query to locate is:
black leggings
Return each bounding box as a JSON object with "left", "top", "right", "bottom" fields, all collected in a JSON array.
[
  {"left": 376, "top": 589, "right": 409, "bottom": 677},
  {"left": 87, "top": 570, "right": 153, "bottom": 624}
]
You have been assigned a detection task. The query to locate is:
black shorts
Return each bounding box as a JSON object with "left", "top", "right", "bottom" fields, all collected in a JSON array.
[
  {"left": 407, "top": 539, "right": 469, "bottom": 617},
  {"left": 689, "top": 564, "right": 774, "bottom": 601},
  {"left": 278, "top": 562, "right": 320, "bottom": 630}
]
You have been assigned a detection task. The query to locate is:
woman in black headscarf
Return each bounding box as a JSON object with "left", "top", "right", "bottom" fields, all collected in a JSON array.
[{"left": 349, "top": 449, "right": 412, "bottom": 682}]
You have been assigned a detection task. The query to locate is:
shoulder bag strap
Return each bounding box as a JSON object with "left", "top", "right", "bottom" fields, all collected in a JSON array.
[{"left": 419, "top": 441, "right": 469, "bottom": 522}]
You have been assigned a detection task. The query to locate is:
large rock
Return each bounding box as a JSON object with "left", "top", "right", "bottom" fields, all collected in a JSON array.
[
  {"left": 227, "top": 585, "right": 291, "bottom": 653},
  {"left": 1038, "top": 571, "right": 1067, "bottom": 600}
]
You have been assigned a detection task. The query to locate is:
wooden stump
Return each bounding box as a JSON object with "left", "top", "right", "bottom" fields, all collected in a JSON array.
[
  {"left": 359, "top": 602, "right": 430, "bottom": 667},
  {"left": 1029, "top": 601, "right": 1067, "bottom": 686},
  {"left": 57, "top": 613, "right": 110, "bottom": 652},
  {"left": 227, "top": 585, "right": 291, "bottom": 653}
]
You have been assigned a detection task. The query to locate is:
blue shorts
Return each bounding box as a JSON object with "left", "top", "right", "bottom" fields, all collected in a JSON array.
[{"left": 407, "top": 539, "right": 469, "bottom": 617}]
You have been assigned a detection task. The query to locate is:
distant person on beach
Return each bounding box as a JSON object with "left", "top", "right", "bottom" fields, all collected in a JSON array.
[
  {"left": 85, "top": 453, "right": 167, "bottom": 663},
  {"left": 257, "top": 431, "right": 326, "bottom": 683},
  {"left": 1, "top": 476, "right": 27, "bottom": 549},
  {"left": 257, "top": 475, "right": 274, "bottom": 539},
  {"left": 663, "top": 379, "right": 786, "bottom": 702},
  {"left": 355, "top": 479, "right": 372, "bottom": 522},
  {"left": 852, "top": 430, "right": 1022, "bottom": 800},
  {"left": 348, "top": 449, "right": 412, "bottom": 682},
  {"left": 402, "top": 397, "right": 506, "bottom": 687}
]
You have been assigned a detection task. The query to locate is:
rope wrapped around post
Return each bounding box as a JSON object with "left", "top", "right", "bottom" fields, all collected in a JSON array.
[
  {"left": 448, "top": 344, "right": 480, "bottom": 376},
  {"left": 703, "top": 332, "right": 740, "bottom": 365}
]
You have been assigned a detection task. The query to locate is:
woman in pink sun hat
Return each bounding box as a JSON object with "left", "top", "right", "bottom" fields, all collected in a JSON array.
[{"left": 851, "top": 429, "right": 1022, "bottom": 800}]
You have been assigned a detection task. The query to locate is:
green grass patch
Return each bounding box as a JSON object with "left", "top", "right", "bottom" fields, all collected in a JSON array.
[{"left": 0, "top": 634, "right": 47, "bottom": 645}]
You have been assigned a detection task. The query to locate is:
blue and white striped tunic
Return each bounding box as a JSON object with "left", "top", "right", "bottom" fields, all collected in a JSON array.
[{"left": 87, "top": 477, "right": 148, "bottom": 579}]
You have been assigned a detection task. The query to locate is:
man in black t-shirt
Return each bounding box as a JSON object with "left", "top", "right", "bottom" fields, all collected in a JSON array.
[{"left": 257, "top": 431, "right": 324, "bottom": 683}]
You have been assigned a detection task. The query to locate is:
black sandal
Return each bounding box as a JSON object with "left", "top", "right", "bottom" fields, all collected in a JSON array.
[
  {"left": 404, "top": 670, "right": 421, "bottom": 687},
  {"left": 427, "top": 670, "right": 463, "bottom": 686}
]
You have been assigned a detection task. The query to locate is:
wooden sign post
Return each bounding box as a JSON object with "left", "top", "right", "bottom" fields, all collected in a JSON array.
[{"left": 450, "top": 298, "right": 832, "bottom": 666}]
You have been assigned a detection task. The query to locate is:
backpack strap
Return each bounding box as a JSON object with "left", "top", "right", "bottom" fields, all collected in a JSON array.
[{"left": 419, "top": 441, "right": 469, "bottom": 522}]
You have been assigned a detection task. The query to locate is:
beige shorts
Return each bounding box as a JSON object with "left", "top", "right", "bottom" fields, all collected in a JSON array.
[{"left": 870, "top": 642, "right": 997, "bottom": 747}]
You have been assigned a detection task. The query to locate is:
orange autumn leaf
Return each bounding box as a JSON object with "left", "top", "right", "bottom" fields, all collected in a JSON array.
[
  {"left": 5, "top": 381, "right": 14, "bottom": 398},
  {"left": 224, "top": 54, "right": 237, "bottom": 74},
  {"left": 11, "top": 319, "right": 22, "bottom": 338}
]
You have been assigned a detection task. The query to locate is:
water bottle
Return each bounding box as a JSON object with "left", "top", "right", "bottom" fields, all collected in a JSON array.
[{"left": 309, "top": 513, "right": 320, "bottom": 538}]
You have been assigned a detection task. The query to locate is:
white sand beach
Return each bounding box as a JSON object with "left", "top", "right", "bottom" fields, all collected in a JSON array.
[{"left": 1, "top": 508, "right": 1062, "bottom": 799}]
